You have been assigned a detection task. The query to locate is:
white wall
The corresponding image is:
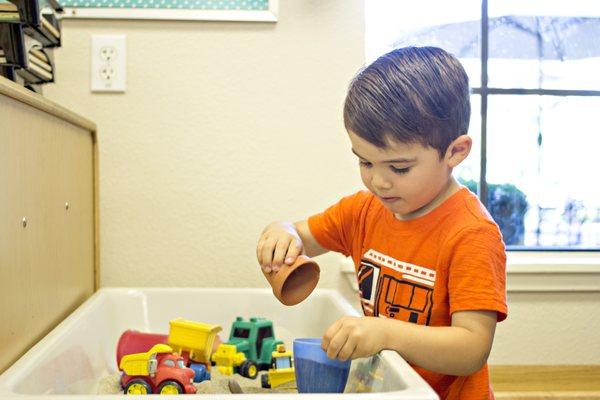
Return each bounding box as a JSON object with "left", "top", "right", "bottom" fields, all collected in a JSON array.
[
  {"left": 45, "top": 0, "right": 365, "bottom": 291},
  {"left": 491, "top": 291, "right": 600, "bottom": 364},
  {"left": 44, "top": 0, "right": 599, "bottom": 365}
]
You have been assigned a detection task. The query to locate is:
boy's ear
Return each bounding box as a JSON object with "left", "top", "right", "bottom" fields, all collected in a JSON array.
[{"left": 445, "top": 134, "right": 472, "bottom": 168}]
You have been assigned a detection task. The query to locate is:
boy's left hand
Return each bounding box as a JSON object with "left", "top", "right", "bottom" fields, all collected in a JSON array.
[{"left": 321, "top": 316, "right": 388, "bottom": 361}]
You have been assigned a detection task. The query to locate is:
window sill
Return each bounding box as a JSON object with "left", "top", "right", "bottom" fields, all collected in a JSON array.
[
  {"left": 505, "top": 252, "right": 600, "bottom": 292},
  {"left": 339, "top": 252, "right": 600, "bottom": 293}
]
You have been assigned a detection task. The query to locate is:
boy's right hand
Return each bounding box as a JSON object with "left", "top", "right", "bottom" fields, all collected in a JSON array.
[{"left": 257, "top": 221, "right": 304, "bottom": 273}]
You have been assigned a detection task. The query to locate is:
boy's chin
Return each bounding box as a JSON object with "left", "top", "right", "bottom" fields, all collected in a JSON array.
[
  {"left": 381, "top": 202, "right": 411, "bottom": 217},
  {"left": 387, "top": 202, "right": 431, "bottom": 221},
  {"left": 377, "top": 196, "right": 431, "bottom": 219}
]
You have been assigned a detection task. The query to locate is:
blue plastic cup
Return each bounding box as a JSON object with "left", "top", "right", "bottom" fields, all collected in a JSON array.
[{"left": 293, "top": 338, "right": 351, "bottom": 393}]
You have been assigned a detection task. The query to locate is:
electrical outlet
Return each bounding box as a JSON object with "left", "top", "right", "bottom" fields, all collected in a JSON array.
[{"left": 91, "top": 34, "right": 126, "bottom": 92}]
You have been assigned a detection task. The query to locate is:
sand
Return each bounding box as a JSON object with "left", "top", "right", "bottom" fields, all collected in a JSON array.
[{"left": 97, "top": 369, "right": 297, "bottom": 395}]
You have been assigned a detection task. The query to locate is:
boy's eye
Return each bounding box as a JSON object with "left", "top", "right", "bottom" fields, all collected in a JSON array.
[
  {"left": 359, "top": 160, "right": 372, "bottom": 168},
  {"left": 390, "top": 166, "right": 410, "bottom": 174}
]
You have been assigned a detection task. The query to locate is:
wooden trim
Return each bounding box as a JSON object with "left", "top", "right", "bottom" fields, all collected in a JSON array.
[
  {"left": 93, "top": 129, "right": 100, "bottom": 290},
  {"left": 0, "top": 76, "right": 96, "bottom": 132},
  {"left": 491, "top": 365, "right": 600, "bottom": 399}
]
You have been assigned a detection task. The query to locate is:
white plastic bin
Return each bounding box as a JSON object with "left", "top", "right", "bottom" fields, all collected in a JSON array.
[{"left": 0, "top": 288, "right": 438, "bottom": 399}]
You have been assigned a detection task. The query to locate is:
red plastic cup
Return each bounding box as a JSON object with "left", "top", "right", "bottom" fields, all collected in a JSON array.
[{"left": 116, "top": 330, "right": 168, "bottom": 367}]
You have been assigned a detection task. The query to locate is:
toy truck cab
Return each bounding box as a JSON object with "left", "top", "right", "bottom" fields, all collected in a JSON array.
[
  {"left": 261, "top": 344, "right": 296, "bottom": 389},
  {"left": 119, "top": 344, "right": 196, "bottom": 395},
  {"left": 227, "top": 317, "right": 283, "bottom": 370}
]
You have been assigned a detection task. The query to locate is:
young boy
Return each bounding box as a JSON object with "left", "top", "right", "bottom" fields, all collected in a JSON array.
[{"left": 256, "top": 46, "right": 507, "bottom": 400}]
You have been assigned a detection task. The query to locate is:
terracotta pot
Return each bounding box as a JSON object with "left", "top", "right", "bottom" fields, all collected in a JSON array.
[{"left": 263, "top": 255, "right": 320, "bottom": 306}]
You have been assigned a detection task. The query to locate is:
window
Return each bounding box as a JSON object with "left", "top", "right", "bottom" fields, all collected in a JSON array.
[
  {"left": 275, "top": 356, "right": 292, "bottom": 369},
  {"left": 256, "top": 326, "right": 273, "bottom": 356},
  {"left": 162, "top": 359, "right": 175, "bottom": 367},
  {"left": 233, "top": 328, "right": 250, "bottom": 338},
  {"left": 366, "top": 0, "right": 600, "bottom": 249}
]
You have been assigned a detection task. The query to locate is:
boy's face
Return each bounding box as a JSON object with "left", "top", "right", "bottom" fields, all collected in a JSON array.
[{"left": 348, "top": 130, "right": 455, "bottom": 220}]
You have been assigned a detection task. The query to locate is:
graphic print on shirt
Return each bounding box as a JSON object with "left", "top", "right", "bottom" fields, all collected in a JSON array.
[{"left": 358, "top": 249, "right": 436, "bottom": 325}]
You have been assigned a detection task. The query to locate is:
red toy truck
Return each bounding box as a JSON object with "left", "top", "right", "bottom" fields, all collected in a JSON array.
[{"left": 119, "top": 344, "right": 196, "bottom": 395}]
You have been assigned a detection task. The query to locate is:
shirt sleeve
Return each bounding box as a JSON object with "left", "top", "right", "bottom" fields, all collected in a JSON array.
[
  {"left": 307, "top": 191, "right": 371, "bottom": 257},
  {"left": 446, "top": 223, "right": 508, "bottom": 322}
]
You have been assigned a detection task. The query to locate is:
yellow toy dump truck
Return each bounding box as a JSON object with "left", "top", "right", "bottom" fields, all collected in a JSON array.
[
  {"left": 167, "top": 318, "right": 222, "bottom": 382},
  {"left": 261, "top": 344, "right": 296, "bottom": 389},
  {"left": 119, "top": 344, "right": 197, "bottom": 395}
]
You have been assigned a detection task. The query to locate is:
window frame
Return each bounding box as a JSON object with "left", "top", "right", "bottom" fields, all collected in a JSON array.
[{"left": 475, "top": 0, "right": 600, "bottom": 251}]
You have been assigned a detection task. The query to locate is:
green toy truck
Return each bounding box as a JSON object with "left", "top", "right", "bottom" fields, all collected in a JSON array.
[{"left": 211, "top": 317, "right": 284, "bottom": 379}]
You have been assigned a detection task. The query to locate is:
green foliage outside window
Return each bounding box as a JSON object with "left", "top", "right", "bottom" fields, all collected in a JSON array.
[{"left": 460, "top": 179, "right": 529, "bottom": 245}]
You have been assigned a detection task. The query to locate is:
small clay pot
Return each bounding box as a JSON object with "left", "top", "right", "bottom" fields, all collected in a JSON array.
[{"left": 263, "top": 255, "right": 320, "bottom": 306}]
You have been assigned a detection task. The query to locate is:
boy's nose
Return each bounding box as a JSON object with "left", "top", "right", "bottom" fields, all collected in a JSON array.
[{"left": 371, "top": 174, "right": 392, "bottom": 191}]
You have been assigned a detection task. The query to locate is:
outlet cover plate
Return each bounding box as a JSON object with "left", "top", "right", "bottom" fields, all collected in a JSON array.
[{"left": 91, "top": 34, "right": 126, "bottom": 92}]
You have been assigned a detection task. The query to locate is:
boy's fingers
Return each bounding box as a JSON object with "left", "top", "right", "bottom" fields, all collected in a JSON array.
[
  {"left": 260, "top": 237, "right": 277, "bottom": 271},
  {"left": 336, "top": 336, "right": 357, "bottom": 361},
  {"left": 256, "top": 238, "right": 266, "bottom": 266},
  {"left": 326, "top": 330, "right": 349, "bottom": 360},
  {"left": 284, "top": 240, "right": 302, "bottom": 265},
  {"left": 272, "top": 238, "right": 291, "bottom": 270},
  {"left": 322, "top": 318, "right": 342, "bottom": 352}
]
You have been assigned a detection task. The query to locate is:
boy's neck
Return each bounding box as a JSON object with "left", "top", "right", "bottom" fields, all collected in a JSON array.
[{"left": 394, "top": 177, "right": 461, "bottom": 221}]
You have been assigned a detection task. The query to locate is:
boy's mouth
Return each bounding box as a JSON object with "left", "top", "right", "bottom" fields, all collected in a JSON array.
[{"left": 379, "top": 196, "right": 401, "bottom": 204}]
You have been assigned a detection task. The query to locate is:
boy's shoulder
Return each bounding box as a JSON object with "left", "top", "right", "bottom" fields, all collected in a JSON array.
[
  {"left": 440, "top": 188, "right": 504, "bottom": 243},
  {"left": 453, "top": 188, "right": 498, "bottom": 225}
]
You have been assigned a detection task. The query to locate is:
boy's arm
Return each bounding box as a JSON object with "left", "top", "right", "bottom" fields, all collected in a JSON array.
[
  {"left": 322, "top": 310, "right": 497, "bottom": 376},
  {"left": 257, "top": 220, "right": 328, "bottom": 273},
  {"left": 294, "top": 220, "right": 328, "bottom": 258}
]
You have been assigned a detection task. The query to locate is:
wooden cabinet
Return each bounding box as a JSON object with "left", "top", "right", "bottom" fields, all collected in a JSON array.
[{"left": 0, "top": 77, "right": 98, "bottom": 374}]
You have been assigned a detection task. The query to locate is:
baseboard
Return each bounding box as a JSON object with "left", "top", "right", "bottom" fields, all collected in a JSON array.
[
  {"left": 490, "top": 365, "right": 600, "bottom": 399},
  {"left": 495, "top": 393, "right": 600, "bottom": 400}
]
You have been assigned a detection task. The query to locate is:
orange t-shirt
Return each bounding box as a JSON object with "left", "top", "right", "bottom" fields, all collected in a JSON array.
[{"left": 308, "top": 187, "right": 507, "bottom": 400}]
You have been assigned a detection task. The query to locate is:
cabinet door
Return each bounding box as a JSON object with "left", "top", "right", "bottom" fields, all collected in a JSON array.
[{"left": 0, "top": 93, "right": 95, "bottom": 373}]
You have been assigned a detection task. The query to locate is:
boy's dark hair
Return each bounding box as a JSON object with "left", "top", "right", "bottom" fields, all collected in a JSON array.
[{"left": 343, "top": 46, "right": 470, "bottom": 158}]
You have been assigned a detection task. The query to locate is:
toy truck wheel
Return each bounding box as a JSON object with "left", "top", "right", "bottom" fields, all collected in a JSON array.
[
  {"left": 239, "top": 360, "right": 258, "bottom": 379},
  {"left": 124, "top": 379, "right": 152, "bottom": 395},
  {"left": 157, "top": 380, "right": 184, "bottom": 394},
  {"left": 261, "top": 373, "right": 271, "bottom": 389}
]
